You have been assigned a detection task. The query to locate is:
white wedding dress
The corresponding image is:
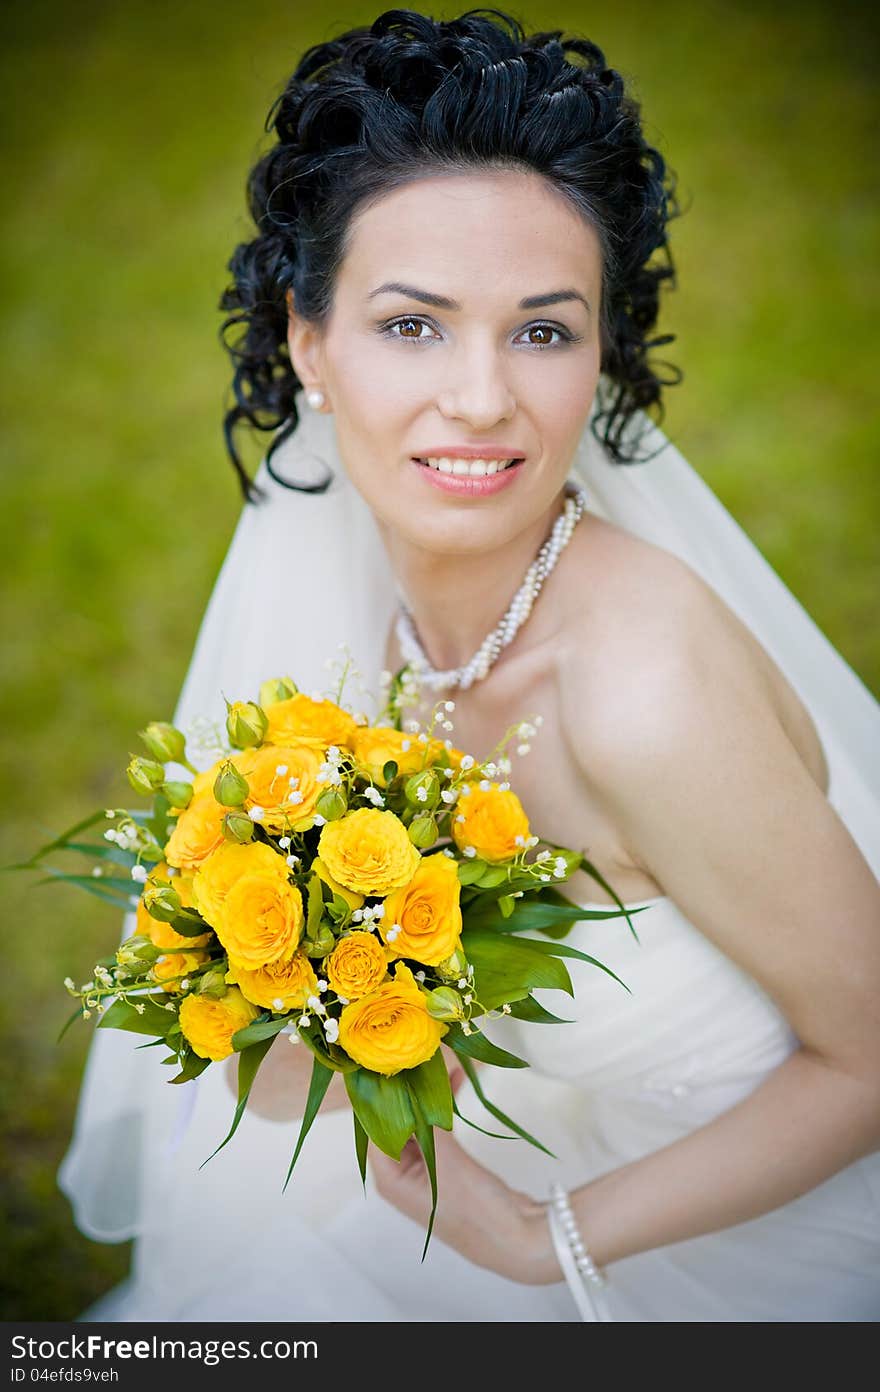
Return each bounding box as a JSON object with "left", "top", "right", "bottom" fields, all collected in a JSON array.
[{"left": 59, "top": 387, "right": 880, "bottom": 1321}]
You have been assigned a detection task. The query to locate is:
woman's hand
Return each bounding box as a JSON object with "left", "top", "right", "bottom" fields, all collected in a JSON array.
[
  {"left": 369, "top": 1065, "right": 563, "bottom": 1285},
  {"left": 224, "top": 1034, "right": 349, "bottom": 1122}
]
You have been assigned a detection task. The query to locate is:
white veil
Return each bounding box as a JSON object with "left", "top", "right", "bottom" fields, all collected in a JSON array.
[{"left": 57, "top": 382, "right": 880, "bottom": 1245}]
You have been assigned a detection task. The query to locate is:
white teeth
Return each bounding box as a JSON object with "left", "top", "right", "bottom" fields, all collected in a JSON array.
[{"left": 418, "top": 456, "right": 518, "bottom": 477}]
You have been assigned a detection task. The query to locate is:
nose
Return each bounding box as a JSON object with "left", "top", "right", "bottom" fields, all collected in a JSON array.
[{"left": 435, "top": 339, "right": 516, "bottom": 428}]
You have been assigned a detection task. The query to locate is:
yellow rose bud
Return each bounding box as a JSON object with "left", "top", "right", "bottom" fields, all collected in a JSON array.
[
  {"left": 141, "top": 881, "right": 181, "bottom": 923},
  {"left": 259, "top": 676, "right": 298, "bottom": 708},
  {"left": 434, "top": 944, "right": 469, "bottom": 982},
  {"left": 196, "top": 965, "right": 229, "bottom": 999},
  {"left": 126, "top": 755, "right": 166, "bottom": 796},
  {"left": 222, "top": 808, "right": 255, "bottom": 843},
  {"left": 451, "top": 782, "right": 531, "bottom": 863},
  {"left": 139, "top": 721, "right": 187, "bottom": 764},
  {"left": 179, "top": 986, "right": 260, "bottom": 1061},
  {"left": 213, "top": 759, "right": 250, "bottom": 807},
  {"left": 325, "top": 930, "right": 389, "bottom": 1000},
  {"left": 137, "top": 863, "right": 213, "bottom": 950},
  {"left": 337, "top": 962, "right": 447, "bottom": 1075},
  {"left": 225, "top": 700, "right": 269, "bottom": 749},
  {"left": 225, "top": 949, "right": 318, "bottom": 1012},
  {"left": 317, "top": 808, "right": 421, "bottom": 897},
  {"left": 303, "top": 925, "right": 337, "bottom": 958},
  {"left": 381, "top": 852, "right": 463, "bottom": 967},
  {"left": 407, "top": 812, "right": 438, "bottom": 849},
  {"left": 422, "top": 985, "right": 466, "bottom": 1021},
  {"left": 162, "top": 780, "right": 193, "bottom": 810},
  {"left": 315, "top": 786, "right": 348, "bottom": 821},
  {"left": 115, "top": 933, "right": 156, "bottom": 971},
  {"left": 264, "top": 692, "right": 358, "bottom": 751},
  {"left": 404, "top": 769, "right": 440, "bottom": 811}
]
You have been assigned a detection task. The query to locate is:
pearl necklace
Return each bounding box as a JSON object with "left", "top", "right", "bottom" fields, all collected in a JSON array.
[{"left": 394, "top": 481, "right": 589, "bottom": 692}]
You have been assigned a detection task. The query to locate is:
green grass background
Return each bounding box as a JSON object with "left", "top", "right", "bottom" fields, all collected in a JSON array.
[{"left": 1, "top": 0, "right": 877, "bottom": 1319}]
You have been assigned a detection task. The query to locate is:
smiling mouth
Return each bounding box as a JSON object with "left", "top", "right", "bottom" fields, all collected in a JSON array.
[{"left": 412, "top": 457, "right": 524, "bottom": 475}]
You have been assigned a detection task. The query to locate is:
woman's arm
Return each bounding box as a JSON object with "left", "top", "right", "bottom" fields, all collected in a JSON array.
[
  {"left": 534, "top": 569, "right": 880, "bottom": 1277},
  {"left": 372, "top": 565, "right": 880, "bottom": 1285}
]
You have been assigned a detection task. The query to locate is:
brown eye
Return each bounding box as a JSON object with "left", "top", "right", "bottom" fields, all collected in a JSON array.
[
  {"left": 525, "top": 325, "right": 556, "bottom": 347},
  {"left": 397, "top": 318, "right": 425, "bottom": 339}
]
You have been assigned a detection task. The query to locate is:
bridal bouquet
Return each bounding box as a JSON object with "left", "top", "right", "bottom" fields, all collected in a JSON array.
[{"left": 18, "top": 658, "right": 632, "bottom": 1255}]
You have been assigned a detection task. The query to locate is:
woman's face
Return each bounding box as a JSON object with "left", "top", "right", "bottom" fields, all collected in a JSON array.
[{"left": 287, "top": 167, "right": 603, "bottom": 556}]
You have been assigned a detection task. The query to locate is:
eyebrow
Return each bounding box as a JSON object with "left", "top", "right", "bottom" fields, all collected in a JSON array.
[{"left": 366, "top": 281, "right": 592, "bottom": 315}]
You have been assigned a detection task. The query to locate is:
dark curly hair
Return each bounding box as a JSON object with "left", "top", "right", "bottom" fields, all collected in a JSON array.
[{"left": 220, "top": 6, "right": 684, "bottom": 503}]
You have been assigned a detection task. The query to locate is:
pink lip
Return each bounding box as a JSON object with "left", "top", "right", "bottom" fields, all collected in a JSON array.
[
  {"left": 412, "top": 458, "right": 525, "bottom": 496},
  {"left": 412, "top": 446, "right": 527, "bottom": 460}
]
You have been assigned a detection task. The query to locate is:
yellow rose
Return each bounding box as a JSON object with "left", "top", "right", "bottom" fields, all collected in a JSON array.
[
  {"left": 312, "top": 856, "right": 364, "bottom": 911},
  {"left": 151, "top": 949, "right": 210, "bottom": 994},
  {"left": 338, "top": 962, "right": 447, "bottom": 1075},
  {"left": 179, "top": 986, "right": 260, "bottom": 1061},
  {"left": 324, "top": 930, "right": 392, "bottom": 1000},
  {"left": 232, "top": 743, "right": 324, "bottom": 833},
  {"left": 164, "top": 791, "right": 228, "bottom": 871},
  {"left": 264, "top": 693, "right": 358, "bottom": 751},
  {"left": 191, "top": 841, "right": 287, "bottom": 928},
  {"left": 380, "top": 852, "right": 463, "bottom": 966},
  {"left": 352, "top": 726, "right": 464, "bottom": 787},
  {"left": 136, "top": 862, "right": 213, "bottom": 950},
  {"left": 225, "top": 949, "right": 318, "bottom": 1012},
  {"left": 451, "top": 782, "right": 531, "bottom": 863},
  {"left": 217, "top": 870, "right": 304, "bottom": 970},
  {"left": 317, "top": 808, "right": 421, "bottom": 897}
]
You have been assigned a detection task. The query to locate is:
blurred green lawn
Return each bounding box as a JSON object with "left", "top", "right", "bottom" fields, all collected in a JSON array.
[{"left": 1, "top": 0, "right": 877, "bottom": 1320}]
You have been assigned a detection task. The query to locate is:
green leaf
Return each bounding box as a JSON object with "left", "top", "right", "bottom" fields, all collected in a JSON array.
[
  {"left": 170, "top": 908, "right": 212, "bottom": 938},
  {"left": 30, "top": 868, "right": 135, "bottom": 908},
  {"left": 403, "top": 1047, "right": 453, "bottom": 1130},
  {"left": 455, "top": 1054, "right": 556, "bottom": 1159},
  {"left": 98, "top": 995, "right": 176, "bottom": 1036},
  {"left": 344, "top": 1067, "right": 416, "bottom": 1160},
  {"left": 408, "top": 1090, "right": 439, "bottom": 1262},
  {"left": 444, "top": 1022, "right": 530, "bottom": 1069},
  {"left": 457, "top": 858, "right": 489, "bottom": 886},
  {"left": 62, "top": 840, "right": 138, "bottom": 869},
  {"left": 474, "top": 865, "right": 510, "bottom": 889},
  {"left": 168, "top": 1051, "right": 211, "bottom": 1084},
  {"left": 462, "top": 929, "right": 574, "bottom": 1007},
  {"left": 382, "top": 760, "right": 398, "bottom": 783},
  {"left": 231, "top": 1015, "right": 290, "bottom": 1049},
  {"left": 200, "top": 1035, "right": 275, "bottom": 1167},
  {"left": 283, "top": 1056, "right": 336, "bottom": 1192},
  {"left": 56, "top": 1005, "right": 84, "bottom": 1044},
  {"left": 451, "top": 1096, "right": 520, "bottom": 1140},
  {"left": 296, "top": 1026, "right": 359, "bottom": 1074},
  {"left": 306, "top": 873, "right": 324, "bottom": 938},
  {"left": 498, "top": 934, "right": 632, "bottom": 996},
  {"left": 506, "top": 995, "right": 573, "bottom": 1024},
  {"left": 353, "top": 1112, "right": 369, "bottom": 1192},
  {"left": 17, "top": 808, "right": 110, "bottom": 864},
  {"left": 497, "top": 894, "right": 515, "bottom": 918}
]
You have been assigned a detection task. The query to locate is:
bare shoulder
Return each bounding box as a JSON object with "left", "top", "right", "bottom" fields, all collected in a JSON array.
[{"left": 556, "top": 517, "right": 783, "bottom": 781}]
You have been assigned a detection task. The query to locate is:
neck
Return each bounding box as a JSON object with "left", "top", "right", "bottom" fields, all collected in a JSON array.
[{"left": 378, "top": 485, "right": 571, "bottom": 673}]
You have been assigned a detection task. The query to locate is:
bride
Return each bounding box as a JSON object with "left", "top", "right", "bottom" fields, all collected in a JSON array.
[{"left": 59, "top": 8, "right": 880, "bottom": 1321}]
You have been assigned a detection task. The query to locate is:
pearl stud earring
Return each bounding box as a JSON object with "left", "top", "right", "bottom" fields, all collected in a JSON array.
[{"left": 305, "top": 388, "right": 325, "bottom": 410}]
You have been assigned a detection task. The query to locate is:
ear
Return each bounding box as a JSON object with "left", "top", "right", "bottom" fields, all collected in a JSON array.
[{"left": 285, "top": 287, "right": 327, "bottom": 399}]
